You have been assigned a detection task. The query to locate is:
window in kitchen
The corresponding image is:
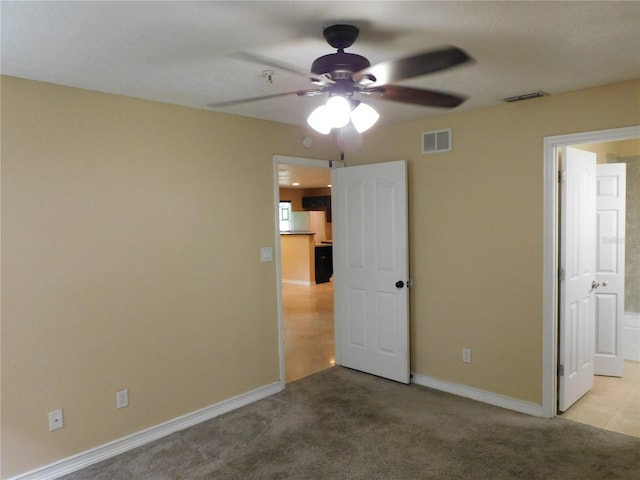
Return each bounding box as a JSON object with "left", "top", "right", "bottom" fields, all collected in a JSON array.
[{"left": 279, "top": 201, "right": 292, "bottom": 232}]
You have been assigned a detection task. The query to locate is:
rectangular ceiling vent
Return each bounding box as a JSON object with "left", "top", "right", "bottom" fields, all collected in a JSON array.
[
  {"left": 422, "top": 128, "right": 452, "bottom": 154},
  {"left": 503, "top": 91, "right": 548, "bottom": 102}
]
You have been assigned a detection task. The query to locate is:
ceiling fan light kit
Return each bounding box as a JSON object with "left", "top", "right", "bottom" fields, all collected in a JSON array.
[
  {"left": 350, "top": 102, "right": 380, "bottom": 133},
  {"left": 307, "top": 104, "right": 332, "bottom": 134},
  {"left": 325, "top": 96, "right": 352, "bottom": 128},
  {"left": 220, "top": 23, "right": 473, "bottom": 136},
  {"left": 307, "top": 95, "right": 380, "bottom": 134}
]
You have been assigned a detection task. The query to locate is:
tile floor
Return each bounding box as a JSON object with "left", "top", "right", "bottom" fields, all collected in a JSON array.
[
  {"left": 561, "top": 361, "right": 640, "bottom": 438},
  {"left": 283, "top": 280, "right": 335, "bottom": 383},
  {"left": 282, "top": 281, "right": 640, "bottom": 439}
]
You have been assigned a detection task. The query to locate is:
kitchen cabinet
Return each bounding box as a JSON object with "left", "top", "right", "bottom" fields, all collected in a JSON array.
[{"left": 302, "top": 195, "right": 332, "bottom": 222}]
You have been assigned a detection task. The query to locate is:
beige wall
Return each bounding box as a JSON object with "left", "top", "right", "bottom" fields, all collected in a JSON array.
[
  {"left": 343, "top": 80, "right": 640, "bottom": 404},
  {"left": 617, "top": 138, "right": 640, "bottom": 157},
  {"left": 303, "top": 187, "right": 332, "bottom": 197},
  {"left": 578, "top": 138, "right": 640, "bottom": 163},
  {"left": 279, "top": 187, "right": 304, "bottom": 211},
  {"left": 2, "top": 74, "right": 639, "bottom": 479},
  {"left": 0, "top": 76, "right": 337, "bottom": 478}
]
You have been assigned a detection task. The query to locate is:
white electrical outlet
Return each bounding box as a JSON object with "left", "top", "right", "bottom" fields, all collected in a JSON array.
[
  {"left": 462, "top": 348, "right": 472, "bottom": 364},
  {"left": 48, "top": 409, "right": 64, "bottom": 431},
  {"left": 116, "top": 388, "right": 129, "bottom": 409}
]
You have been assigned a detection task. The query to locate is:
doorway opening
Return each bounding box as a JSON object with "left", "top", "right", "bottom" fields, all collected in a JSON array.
[
  {"left": 273, "top": 155, "right": 343, "bottom": 385},
  {"left": 558, "top": 140, "right": 638, "bottom": 437},
  {"left": 542, "top": 126, "right": 640, "bottom": 436}
]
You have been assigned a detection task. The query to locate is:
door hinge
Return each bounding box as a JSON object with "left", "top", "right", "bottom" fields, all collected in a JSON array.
[
  {"left": 558, "top": 364, "right": 564, "bottom": 376},
  {"left": 558, "top": 267, "right": 565, "bottom": 281},
  {"left": 558, "top": 171, "right": 567, "bottom": 183}
]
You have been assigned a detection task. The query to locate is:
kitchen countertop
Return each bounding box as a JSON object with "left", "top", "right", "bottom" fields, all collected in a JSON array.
[{"left": 280, "top": 231, "right": 316, "bottom": 235}]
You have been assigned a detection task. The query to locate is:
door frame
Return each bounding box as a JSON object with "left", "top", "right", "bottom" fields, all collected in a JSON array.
[
  {"left": 542, "top": 125, "right": 640, "bottom": 418},
  {"left": 272, "top": 155, "right": 344, "bottom": 387}
]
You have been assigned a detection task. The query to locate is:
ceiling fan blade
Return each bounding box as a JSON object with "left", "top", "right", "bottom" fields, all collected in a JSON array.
[
  {"left": 363, "top": 85, "right": 467, "bottom": 108},
  {"left": 208, "top": 88, "right": 325, "bottom": 108},
  {"left": 208, "top": 91, "right": 301, "bottom": 108},
  {"left": 229, "top": 51, "right": 334, "bottom": 86},
  {"left": 353, "top": 46, "right": 472, "bottom": 86}
]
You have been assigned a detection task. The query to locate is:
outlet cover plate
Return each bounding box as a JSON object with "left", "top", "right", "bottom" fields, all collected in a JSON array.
[
  {"left": 48, "top": 409, "right": 64, "bottom": 431},
  {"left": 116, "top": 388, "right": 129, "bottom": 409}
]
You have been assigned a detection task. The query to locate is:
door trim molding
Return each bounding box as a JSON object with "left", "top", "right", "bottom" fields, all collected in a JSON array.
[
  {"left": 272, "top": 155, "right": 343, "bottom": 386},
  {"left": 542, "top": 125, "right": 640, "bottom": 418}
]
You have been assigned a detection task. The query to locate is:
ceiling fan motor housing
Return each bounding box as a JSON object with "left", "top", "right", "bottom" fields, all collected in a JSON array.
[
  {"left": 311, "top": 52, "right": 370, "bottom": 79},
  {"left": 210, "top": 22, "right": 470, "bottom": 112},
  {"left": 323, "top": 24, "right": 360, "bottom": 50}
]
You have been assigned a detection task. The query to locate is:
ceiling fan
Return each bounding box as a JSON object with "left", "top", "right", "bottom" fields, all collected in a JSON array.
[{"left": 211, "top": 24, "right": 473, "bottom": 133}]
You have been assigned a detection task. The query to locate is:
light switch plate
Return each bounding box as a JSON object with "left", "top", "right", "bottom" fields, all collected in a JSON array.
[
  {"left": 116, "top": 388, "right": 129, "bottom": 409},
  {"left": 462, "top": 348, "right": 472, "bottom": 364},
  {"left": 260, "top": 247, "right": 273, "bottom": 262}
]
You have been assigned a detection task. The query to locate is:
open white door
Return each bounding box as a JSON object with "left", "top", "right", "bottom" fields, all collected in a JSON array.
[
  {"left": 594, "top": 163, "right": 626, "bottom": 377},
  {"left": 559, "top": 146, "right": 597, "bottom": 412},
  {"left": 332, "top": 160, "right": 409, "bottom": 384}
]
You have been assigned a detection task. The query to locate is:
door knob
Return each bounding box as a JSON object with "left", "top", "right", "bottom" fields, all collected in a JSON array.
[
  {"left": 591, "top": 281, "right": 600, "bottom": 290},
  {"left": 395, "top": 280, "right": 405, "bottom": 289},
  {"left": 602, "top": 281, "right": 608, "bottom": 287}
]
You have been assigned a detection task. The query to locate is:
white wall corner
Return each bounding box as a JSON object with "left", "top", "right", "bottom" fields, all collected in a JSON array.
[
  {"left": 623, "top": 312, "right": 640, "bottom": 362},
  {"left": 8, "top": 381, "right": 283, "bottom": 480},
  {"left": 411, "top": 373, "right": 544, "bottom": 418}
]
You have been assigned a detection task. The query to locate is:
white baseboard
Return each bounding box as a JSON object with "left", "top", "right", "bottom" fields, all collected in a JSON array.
[
  {"left": 623, "top": 311, "right": 640, "bottom": 362},
  {"left": 411, "top": 373, "right": 544, "bottom": 418},
  {"left": 9, "top": 381, "right": 283, "bottom": 480},
  {"left": 282, "top": 279, "right": 313, "bottom": 286}
]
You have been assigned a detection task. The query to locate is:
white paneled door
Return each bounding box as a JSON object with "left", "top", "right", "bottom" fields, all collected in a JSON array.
[
  {"left": 594, "top": 163, "right": 626, "bottom": 377},
  {"left": 559, "top": 146, "right": 597, "bottom": 412},
  {"left": 331, "top": 160, "right": 409, "bottom": 384}
]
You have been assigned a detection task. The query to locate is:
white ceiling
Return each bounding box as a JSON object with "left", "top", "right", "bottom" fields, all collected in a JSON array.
[
  {"left": 2, "top": 1, "right": 639, "bottom": 189},
  {"left": 2, "top": 1, "right": 639, "bottom": 133},
  {"left": 278, "top": 163, "right": 333, "bottom": 189}
]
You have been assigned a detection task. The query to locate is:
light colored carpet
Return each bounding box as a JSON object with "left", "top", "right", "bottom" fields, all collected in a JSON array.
[{"left": 61, "top": 367, "right": 640, "bottom": 479}]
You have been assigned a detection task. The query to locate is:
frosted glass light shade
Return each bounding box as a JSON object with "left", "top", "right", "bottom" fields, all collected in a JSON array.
[
  {"left": 325, "top": 96, "right": 351, "bottom": 128},
  {"left": 351, "top": 102, "right": 379, "bottom": 133},
  {"left": 307, "top": 105, "right": 332, "bottom": 134}
]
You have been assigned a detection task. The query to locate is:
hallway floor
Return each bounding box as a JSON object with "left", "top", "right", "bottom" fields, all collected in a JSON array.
[
  {"left": 561, "top": 360, "right": 640, "bottom": 438},
  {"left": 283, "top": 281, "right": 335, "bottom": 383}
]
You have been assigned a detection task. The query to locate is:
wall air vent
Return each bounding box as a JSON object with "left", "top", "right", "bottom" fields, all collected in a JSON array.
[{"left": 422, "top": 128, "right": 452, "bottom": 154}]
